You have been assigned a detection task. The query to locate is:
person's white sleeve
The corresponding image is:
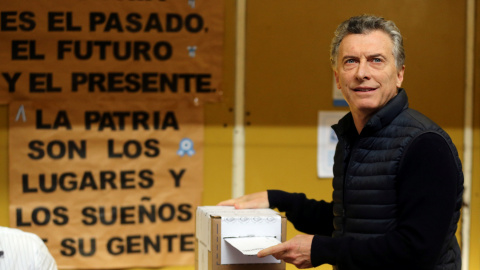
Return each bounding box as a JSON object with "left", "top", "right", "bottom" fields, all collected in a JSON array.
[{"left": 33, "top": 234, "right": 58, "bottom": 270}]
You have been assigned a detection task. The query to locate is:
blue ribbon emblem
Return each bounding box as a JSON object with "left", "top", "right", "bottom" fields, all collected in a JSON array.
[{"left": 177, "top": 138, "right": 195, "bottom": 157}]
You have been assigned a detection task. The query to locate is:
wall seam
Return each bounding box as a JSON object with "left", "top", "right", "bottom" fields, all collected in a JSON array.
[
  {"left": 462, "top": 0, "right": 475, "bottom": 269},
  {"left": 232, "top": 0, "right": 247, "bottom": 199}
]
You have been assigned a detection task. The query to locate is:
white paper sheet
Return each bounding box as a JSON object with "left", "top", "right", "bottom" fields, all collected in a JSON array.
[
  {"left": 224, "top": 237, "right": 282, "bottom": 256},
  {"left": 317, "top": 111, "right": 348, "bottom": 178}
]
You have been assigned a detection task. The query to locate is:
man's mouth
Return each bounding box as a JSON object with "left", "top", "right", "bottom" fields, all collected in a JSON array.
[{"left": 354, "top": 87, "right": 376, "bottom": 92}]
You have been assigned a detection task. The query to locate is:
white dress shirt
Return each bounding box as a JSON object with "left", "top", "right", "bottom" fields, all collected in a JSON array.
[{"left": 0, "top": 227, "right": 57, "bottom": 270}]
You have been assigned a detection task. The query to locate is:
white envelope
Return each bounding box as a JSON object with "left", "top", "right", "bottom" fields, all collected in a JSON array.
[{"left": 224, "top": 236, "right": 282, "bottom": 256}]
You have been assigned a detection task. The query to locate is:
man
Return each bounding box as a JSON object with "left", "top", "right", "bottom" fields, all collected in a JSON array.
[
  {"left": 219, "top": 15, "right": 463, "bottom": 269},
  {"left": 0, "top": 226, "right": 58, "bottom": 270}
]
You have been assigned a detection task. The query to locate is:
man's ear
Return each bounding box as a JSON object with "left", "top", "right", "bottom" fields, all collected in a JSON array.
[
  {"left": 334, "top": 71, "right": 341, "bottom": 89},
  {"left": 396, "top": 65, "right": 405, "bottom": 88}
]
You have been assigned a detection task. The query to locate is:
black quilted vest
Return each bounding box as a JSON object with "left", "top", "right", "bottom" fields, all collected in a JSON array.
[{"left": 331, "top": 89, "right": 463, "bottom": 270}]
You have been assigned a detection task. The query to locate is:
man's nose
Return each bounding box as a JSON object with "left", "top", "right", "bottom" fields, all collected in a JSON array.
[{"left": 355, "top": 60, "right": 371, "bottom": 81}]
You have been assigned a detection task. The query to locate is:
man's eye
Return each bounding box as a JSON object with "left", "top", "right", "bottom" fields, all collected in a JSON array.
[
  {"left": 345, "top": 59, "right": 356, "bottom": 64},
  {"left": 372, "top": 58, "right": 382, "bottom": 63}
]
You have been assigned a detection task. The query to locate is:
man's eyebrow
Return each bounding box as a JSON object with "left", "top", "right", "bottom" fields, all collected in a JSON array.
[
  {"left": 342, "top": 54, "right": 386, "bottom": 61},
  {"left": 341, "top": 55, "right": 359, "bottom": 61},
  {"left": 367, "top": 53, "right": 386, "bottom": 59}
]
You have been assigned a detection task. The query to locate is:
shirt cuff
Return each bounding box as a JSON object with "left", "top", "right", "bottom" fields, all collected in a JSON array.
[{"left": 311, "top": 235, "right": 339, "bottom": 267}]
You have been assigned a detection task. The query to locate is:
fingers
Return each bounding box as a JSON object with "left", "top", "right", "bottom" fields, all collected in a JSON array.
[
  {"left": 235, "top": 198, "right": 267, "bottom": 209},
  {"left": 258, "top": 235, "right": 314, "bottom": 269},
  {"left": 216, "top": 198, "right": 245, "bottom": 209},
  {"left": 257, "top": 243, "right": 286, "bottom": 258},
  {"left": 217, "top": 198, "right": 236, "bottom": 206},
  {"left": 217, "top": 191, "right": 269, "bottom": 209}
]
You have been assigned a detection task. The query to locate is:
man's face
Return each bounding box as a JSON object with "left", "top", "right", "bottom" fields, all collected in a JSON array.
[{"left": 334, "top": 30, "right": 405, "bottom": 117}]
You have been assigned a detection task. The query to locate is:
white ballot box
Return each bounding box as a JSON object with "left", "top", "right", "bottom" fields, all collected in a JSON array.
[{"left": 195, "top": 206, "right": 286, "bottom": 270}]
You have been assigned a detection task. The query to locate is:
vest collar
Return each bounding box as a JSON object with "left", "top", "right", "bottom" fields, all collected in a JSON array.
[
  {"left": 333, "top": 88, "right": 409, "bottom": 137},
  {"left": 363, "top": 88, "right": 409, "bottom": 134}
]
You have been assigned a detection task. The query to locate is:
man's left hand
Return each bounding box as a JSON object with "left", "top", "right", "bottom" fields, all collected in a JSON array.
[{"left": 257, "top": 234, "right": 314, "bottom": 269}]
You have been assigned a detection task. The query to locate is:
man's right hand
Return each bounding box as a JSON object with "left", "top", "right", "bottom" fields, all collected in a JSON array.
[{"left": 217, "top": 191, "right": 269, "bottom": 209}]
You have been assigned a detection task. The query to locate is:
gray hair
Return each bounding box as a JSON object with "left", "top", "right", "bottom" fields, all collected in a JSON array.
[{"left": 330, "top": 15, "right": 405, "bottom": 70}]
